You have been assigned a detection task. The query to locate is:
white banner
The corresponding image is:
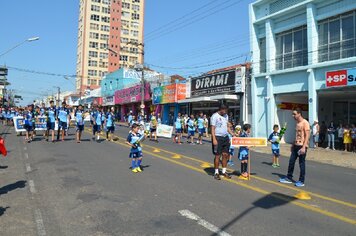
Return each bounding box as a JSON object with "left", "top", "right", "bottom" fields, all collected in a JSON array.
[
  {"left": 156, "top": 124, "right": 173, "bottom": 138},
  {"left": 13, "top": 116, "right": 59, "bottom": 132}
]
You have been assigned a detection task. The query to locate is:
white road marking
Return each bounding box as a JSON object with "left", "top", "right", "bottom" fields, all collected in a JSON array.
[
  {"left": 29, "top": 180, "right": 37, "bottom": 194},
  {"left": 179, "top": 209, "right": 231, "bottom": 236},
  {"left": 24, "top": 153, "right": 29, "bottom": 159},
  {"left": 24, "top": 146, "right": 27, "bottom": 151},
  {"left": 34, "top": 209, "right": 46, "bottom": 236},
  {"left": 26, "top": 163, "right": 32, "bottom": 172}
]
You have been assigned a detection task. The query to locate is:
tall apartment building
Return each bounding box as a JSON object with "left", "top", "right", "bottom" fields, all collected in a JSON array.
[{"left": 76, "top": 0, "right": 145, "bottom": 92}]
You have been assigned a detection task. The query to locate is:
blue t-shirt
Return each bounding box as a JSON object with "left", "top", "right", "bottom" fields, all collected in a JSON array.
[
  {"left": 197, "top": 117, "right": 204, "bottom": 129},
  {"left": 175, "top": 117, "right": 182, "bottom": 129},
  {"left": 25, "top": 111, "right": 34, "bottom": 126},
  {"left": 58, "top": 107, "right": 69, "bottom": 122},
  {"left": 92, "top": 111, "right": 102, "bottom": 125},
  {"left": 268, "top": 132, "right": 280, "bottom": 150},
  {"left": 239, "top": 131, "right": 249, "bottom": 154},
  {"left": 106, "top": 112, "right": 114, "bottom": 127},
  {"left": 47, "top": 107, "right": 56, "bottom": 123},
  {"left": 128, "top": 115, "right": 133, "bottom": 123},
  {"left": 187, "top": 119, "right": 195, "bottom": 131},
  {"left": 75, "top": 110, "right": 84, "bottom": 125},
  {"left": 127, "top": 132, "right": 143, "bottom": 152}
]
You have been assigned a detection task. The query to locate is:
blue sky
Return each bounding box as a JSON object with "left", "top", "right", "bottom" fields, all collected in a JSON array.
[{"left": 0, "top": 0, "right": 253, "bottom": 105}]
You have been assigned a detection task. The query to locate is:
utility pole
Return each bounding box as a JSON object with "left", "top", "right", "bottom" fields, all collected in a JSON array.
[
  {"left": 130, "top": 40, "right": 145, "bottom": 116},
  {"left": 54, "top": 86, "right": 60, "bottom": 106}
]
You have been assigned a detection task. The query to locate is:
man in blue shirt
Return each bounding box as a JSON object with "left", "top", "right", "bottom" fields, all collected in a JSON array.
[
  {"left": 197, "top": 112, "right": 205, "bottom": 145},
  {"left": 173, "top": 113, "right": 183, "bottom": 144},
  {"left": 46, "top": 100, "right": 57, "bottom": 142},
  {"left": 57, "top": 102, "right": 69, "bottom": 141},
  {"left": 105, "top": 107, "right": 115, "bottom": 141},
  {"left": 75, "top": 104, "right": 85, "bottom": 143},
  {"left": 24, "top": 105, "right": 34, "bottom": 143},
  {"left": 91, "top": 106, "right": 103, "bottom": 141}
]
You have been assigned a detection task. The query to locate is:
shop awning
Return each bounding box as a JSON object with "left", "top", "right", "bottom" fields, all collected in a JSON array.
[{"left": 178, "top": 94, "right": 239, "bottom": 103}]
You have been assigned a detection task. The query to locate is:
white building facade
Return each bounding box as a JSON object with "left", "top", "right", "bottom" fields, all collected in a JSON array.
[{"left": 250, "top": 0, "right": 356, "bottom": 143}]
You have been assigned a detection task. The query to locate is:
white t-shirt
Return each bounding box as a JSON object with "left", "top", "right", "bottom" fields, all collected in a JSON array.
[{"left": 210, "top": 112, "right": 229, "bottom": 137}]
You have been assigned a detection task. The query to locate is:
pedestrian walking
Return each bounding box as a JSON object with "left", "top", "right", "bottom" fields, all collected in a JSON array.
[
  {"left": 312, "top": 120, "right": 319, "bottom": 148},
  {"left": 238, "top": 124, "right": 252, "bottom": 179},
  {"left": 149, "top": 112, "right": 158, "bottom": 142},
  {"left": 105, "top": 107, "right": 116, "bottom": 141},
  {"left": 337, "top": 123, "right": 344, "bottom": 150},
  {"left": 46, "top": 100, "right": 56, "bottom": 142},
  {"left": 75, "top": 104, "right": 85, "bottom": 143},
  {"left": 343, "top": 125, "right": 352, "bottom": 152},
  {"left": 187, "top": 114, "right": 196, "bottom": 144},
  {"left": 268, "top": 124, "right": 280, "bottom": 168},
  {"left": 57, "top": 102, "right": 70, "bottom": 142},
  {"left": 203, "top": 114, "right": 209, "bottom": 138},
  {"left": 197, "top": 112, "right": 205, "bottom": 145},
  {"left": 326, "top": 121, "right": 336, "bottom": 150},
  {"left": 211, "top": 104, "right": 235, "bottom": 180},
  {"left": 279, "top": 108, "right": 310, "bottom": 187},
  {"left": 126, "top": 123, "right": 145, "bottom": 173},
  {"left": 173, "top": 113, "right": 183, "bottom": 144}
]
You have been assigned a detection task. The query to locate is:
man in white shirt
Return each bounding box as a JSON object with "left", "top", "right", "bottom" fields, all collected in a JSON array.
[{"left": 211, "top": 104, "right": 235, "bottom": 180}]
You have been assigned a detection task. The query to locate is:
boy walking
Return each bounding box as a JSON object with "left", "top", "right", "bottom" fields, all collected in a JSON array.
[
  {"left": 126, "top": 123, "right": 145, "bottom": 173},
  {"left": 238, "top": 124, "right": 251, "bottom": 179},
  {"left": 268, "top": 125, "right": 280, "bottom": 168}
]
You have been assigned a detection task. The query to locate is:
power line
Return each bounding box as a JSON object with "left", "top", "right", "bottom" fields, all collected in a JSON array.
[{"left": 146, "top": 0, "right": 246, "bottom": 42}]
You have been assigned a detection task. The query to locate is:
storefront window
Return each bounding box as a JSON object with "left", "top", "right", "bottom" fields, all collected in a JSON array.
[{"left": 259, "top": 38, "right": 266, "bottom": 73}]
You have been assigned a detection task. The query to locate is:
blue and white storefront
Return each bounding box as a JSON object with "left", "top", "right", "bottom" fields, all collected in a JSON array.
[{"left": 250, "top": 0, "right": 356, "bottom": 143}]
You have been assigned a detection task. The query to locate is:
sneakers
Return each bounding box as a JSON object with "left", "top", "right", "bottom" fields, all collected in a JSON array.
[
  {"left": 279, "top": 178, "right": 293, "bottom": 184},
  {"left": 276, "top": 164, "right": 280, "bottom": 168},
  {"left": 132, "top": 168, "right": 139, "bottom": 173},
  {"left": 295, "top": 181, "right": 305, "bottom": 187},
  {"left": 272, "top": 163, "right": 280, "bottom": 168},
  {"left": 214, "top": 173, "right": 221, "bottom": 180},
  {"left": 227, "top": 161, "right": 234, "bottom": 166},
  {"left": 222, "top": 173, "right": 231, "bottom": 179},
  {"left": 136, "top": 167, "right": 142, "bottom": 172}
]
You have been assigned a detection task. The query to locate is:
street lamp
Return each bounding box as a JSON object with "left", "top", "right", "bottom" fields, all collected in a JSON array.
[{"left": 0, "top": 36, "right": 40, "bottom": 58}]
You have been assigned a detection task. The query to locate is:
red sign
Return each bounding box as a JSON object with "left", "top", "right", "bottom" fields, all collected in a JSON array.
[
  {"left": 326, "top": 70, "right": 348, "bottom": 87},
  {"left": 278, "top": 102, "right": 308, "bottom": 111}
]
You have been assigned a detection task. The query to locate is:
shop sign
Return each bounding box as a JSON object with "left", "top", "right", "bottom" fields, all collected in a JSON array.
[
  {"left": 326, "top": 69, "right": 356, "bottom": 88},
  {"left": 277, "top": 102, "right": 308, "bottom": 111},
  {"left": 235, "top": 66, "right": 246, "bottom": 93},
  {"left": 152, "top": 84, "right": 186, "bottom": 105},
  {"left": 103, "top": 96, "right": 114, "bottom": 106},
  {"left": 93, "top": 97, "right": 103, "bottom": 105},
  {"left": 114, "top": 83, "right": 150, "bottom": 105},
  {"left": 190, "top": 70, "right": 236, "bottom": 97},
  {"left": 231, "top": 137, "right": 267, "bottom": 147}
]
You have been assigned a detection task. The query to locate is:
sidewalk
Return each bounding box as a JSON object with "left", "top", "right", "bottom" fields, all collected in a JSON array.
[{"left": 117, "top": 122, "right": 356, "bottom": 169}]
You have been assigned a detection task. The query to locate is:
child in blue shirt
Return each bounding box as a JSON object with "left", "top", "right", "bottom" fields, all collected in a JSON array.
[
  {"left": 75, "top": 105, "right": 85, "bottom": 143},
  {"left": 105, "top": 107, "right": 115, "bottom": 141},
  {"left": 268, "top": 124, "right": 280, "bottom": 168},
  {"left": 227, "top": 133, "right": 235, "bottom": 167},
  {"left": 238, "top": 124, "right": 251, "bottom": 178},
  {"left": 197, "top": 113, "right": 205, "bottom": 145},
  {"left": 173, "top": 113, "right": 183, "bottom": 144},
  {"left": 187, "top": 114, "right": 196, "bottom": 144},
  {"left": 24, "top": 105, "right": 34, "bottom": 143},
  {"left": 126, "top": 123, "right": 145, "bottom": 173}
]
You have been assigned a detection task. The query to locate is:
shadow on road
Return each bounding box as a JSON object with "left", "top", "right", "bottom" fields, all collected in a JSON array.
[
  {"left": 203, "top": 167, "right": 256, "bottom": 177},
  {"left": 0, "top": 180, "right": 27, "bottom": 196},
  {"left": 211, "top": 192, "right": 298, "bottom": 235},
  {"left": 261, "top": 161, "right": 273, "bottom": 166},
  {"left": 0, "top": 206, "right": 10, "bottom": 217},
  {"left": 271, "top": 172, "right": 285, "bottom": 179},
  {"left": 0, "top": 165, "right": 8, "bottom": 169}
]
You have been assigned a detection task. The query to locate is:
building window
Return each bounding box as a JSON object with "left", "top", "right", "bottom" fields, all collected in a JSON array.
[
  {"left": 259, "top": 38, "right": 266, "bottom": 73},
  {"left": 132, "top": 0, "right": 140, "bottom": 3},
  {"left": 90, "top": 14, "right": 100, "bottom": 21},
  {"left": 122, "top": 2, "right": 130, "bottom": 9},
  {"left": 131, "top": 30, "right": 139, "bottom": 37},
  {"left": 132, "top": 4, "right": 140, "bottom": 11},
  {"left": 121, "top": 37, "right": 129, "bottom": 43},
  {"left": 129, "top": 56, "right": 138, "bottom": 64},
  {"left": 89, "top": 42, "right": 98, "bottom": 49},
  {"left": 318, "top": 11, "right": 356, "bottom": 62},
  {"left": 275, "top": 26, "right": 308, "bottom": 70},
  {"left": 92, "top": 0, "right": 101, "bottom": 3},
  {"left": 88, "top": 60, "right": 98, "bottom": 67},
  {"left": 90, "top": 23, "right": 99, "bottom": 30},
  {"left": 122, "top": 11, "right": 130, "bottom": 18},
  {"left": 88, "top": 70, "right": 98, "bottom": 76},
  {"left": 99, "top": 52, "right": 108, "bottom": 59},
  {"left": 102, "top": 0, "right": 111, "bottom": 4},
  {"left": 101, "top": 16, "right": 110, "bottom": 23},
  {"left": 89, "top": 32, "right": 99, "bottom": 39},
  {"left": 122, "top": 20, "right": 129, "bottom": 27},
  {"left": 91, "top": 5, "right": 100, "bottom": 12},
  {"left": 131, "top": 21, "right": 139, "bottom": 29},
  {"left": 120, "top": 55, "right": 128, "bottom": 61},
  {"left": 102, "top": 7, "right": 110, "bottom": 14},
  {"left": 101, "top": 25, "right": 110, "bottom": 32},
  {"left": 132, "top": 13, "right": 140, "bottom": 20},
  {"left": 130, "top": 47, "right": 138, "bottom": 54},
  {"left": 121, "top": 29, "right": 129, "bottom": 35},
  {"left": 89, "top": 51, "right": 98, "bottom": 58},
  {"left": 100, "top": 34, "right": 109, "bottom": 40},
  {"left": 100, "top": 43, "right": 108, "bottom": 49}
]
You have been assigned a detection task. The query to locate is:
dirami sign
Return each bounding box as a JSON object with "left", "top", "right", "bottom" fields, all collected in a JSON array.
[{"left": 326, "top": 68, "right": 356, "bottom": 88}]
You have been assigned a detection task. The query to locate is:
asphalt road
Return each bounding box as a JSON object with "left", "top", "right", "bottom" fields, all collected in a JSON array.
[{"left": 0, "top": 124, "right": 355, "bottom": 236}]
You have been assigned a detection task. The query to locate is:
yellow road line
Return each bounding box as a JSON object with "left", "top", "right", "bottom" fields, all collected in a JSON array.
[
  {"left": 114, "top": 133, "right": 356, "bottom": 209},
  {"left": 109, "top": 137, "right": 356, "bottom": 225},
  {"left": 85, "top": 129, "right": 356, "bottom": 220}
]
